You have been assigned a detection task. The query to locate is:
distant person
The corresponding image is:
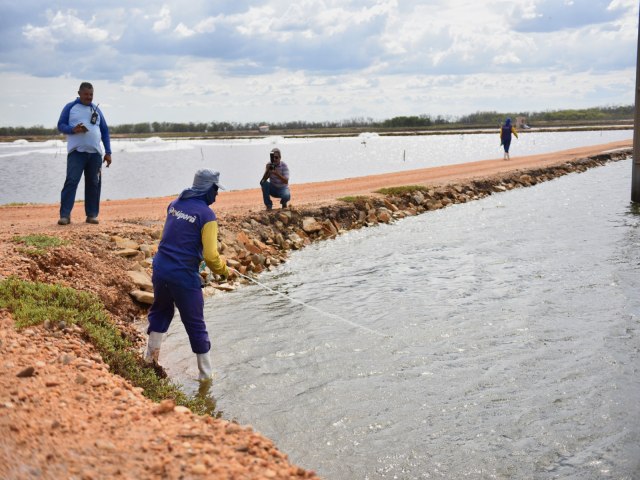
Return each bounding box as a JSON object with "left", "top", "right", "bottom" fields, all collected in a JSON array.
[
  {"left": 57, "top": 82, "right": 112, "bottom": 225},
  {"left": 144, "top": 169, "right": 230, "bottom": 381},
  {"left": 260, "top": 148, "right": 290, "bottom": 210},
  {"left": 500, "top": 117, "right": 519, "bottom": 161}
]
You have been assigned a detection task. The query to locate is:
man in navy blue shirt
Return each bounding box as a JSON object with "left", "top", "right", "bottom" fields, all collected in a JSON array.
[{"left": 144, "top": 169, "right": 230, "bottom": 381}]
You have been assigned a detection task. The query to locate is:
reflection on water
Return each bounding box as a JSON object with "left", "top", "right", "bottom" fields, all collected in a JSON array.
[
  {"left": 159, "top": 159, "right": 640, "bottom": 479},
  {"left": 0, "top": 130, "right": 632, "bottom": 204},
  {"left": 194, "top": 379, "right": 221, "bottom": 419}
]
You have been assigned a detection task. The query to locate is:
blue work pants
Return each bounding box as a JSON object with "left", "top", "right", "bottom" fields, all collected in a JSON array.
[
  {"left": 147, "top": 274, "right": 211, "bottom": 354},
  {"left": 60, "top": 150, "right": 102, "bottom": 218}
]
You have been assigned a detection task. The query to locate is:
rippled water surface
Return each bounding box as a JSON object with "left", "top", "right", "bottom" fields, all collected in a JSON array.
[
  {"left": 0, "top": 129, "right": 632, "bottom": 204},
  {"left": 160, "top": 159, "right": 640, "bottom": 479}
]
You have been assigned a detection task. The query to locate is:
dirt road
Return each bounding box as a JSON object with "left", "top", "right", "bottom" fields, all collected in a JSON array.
[{"left": 0, "top": 140, "right": 632, "bottom": 234}]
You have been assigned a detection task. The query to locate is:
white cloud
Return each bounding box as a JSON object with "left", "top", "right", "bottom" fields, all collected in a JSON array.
[
  {"left": 0, "top": 0, "right": 637, "bottom": 126},
  {"left": 493, "top": 53, "right": 522, "bottom": 65},
  {"left": 23, "top": 10, "right": 109, "bottom": 47},
  {"left": 174, "top": 23, "right": 195, "bottom": 37},
  {"left": 152, "top": 6, "right": 172, "bottom": 33}
]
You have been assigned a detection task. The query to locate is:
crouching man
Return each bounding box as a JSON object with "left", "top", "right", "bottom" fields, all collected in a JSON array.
[{"left": 260, "top": 148, "right": 290, "bottom": 210}]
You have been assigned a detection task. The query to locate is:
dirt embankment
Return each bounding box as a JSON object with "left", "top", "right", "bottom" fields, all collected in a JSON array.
[{"left": 0, "top": 139, "right": 632, "bottom": 479}]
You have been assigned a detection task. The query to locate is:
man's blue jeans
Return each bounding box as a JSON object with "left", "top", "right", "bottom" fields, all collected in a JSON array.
[
  {"left": 261, "top": 180, "right": 290, "bottom": 209},
  {"left": 60, "top": 150, "right": 102, "bottom": 219}
]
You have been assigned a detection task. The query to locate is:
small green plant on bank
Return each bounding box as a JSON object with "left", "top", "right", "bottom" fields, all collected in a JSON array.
[
  {"left": 338, "top": 195, "right": 370, "bottom": 203},
  {"left": 0, "top": 277, "right": 219, "bottom": 416},
  {"left": 12, "top": 234, "right": 68, "bottom": 256},
  {"left": 375, "top": 185, "right": 428, "bottom": 196}
]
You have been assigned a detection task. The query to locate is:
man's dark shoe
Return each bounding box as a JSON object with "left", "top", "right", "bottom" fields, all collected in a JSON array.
[
  {"left": 86, "top": 216, "right": 99, "bottom": 224},
  {"left": 281, "top": 201, "right": 288, "bottom": 209},
  {"left": 266, "top": 206, "right": 272, "bottom": 211},
  {"left": 58, "top": 217, "right": 70, "bottom": 225}
]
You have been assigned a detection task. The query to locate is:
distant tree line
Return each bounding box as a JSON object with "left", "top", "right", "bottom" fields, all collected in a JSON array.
[
  {"left": 457, "top": 105, "right": 634, "bottom": 126},
  {"left": 0, "top": 105, "right": 633, "bottom": 137}
]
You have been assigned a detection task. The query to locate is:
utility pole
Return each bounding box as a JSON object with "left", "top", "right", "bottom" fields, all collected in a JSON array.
[{"left": 632, "top": 5, "right": 640, "bottom": 202}]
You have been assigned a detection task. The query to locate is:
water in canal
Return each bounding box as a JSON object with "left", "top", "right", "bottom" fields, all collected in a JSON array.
[{"left": 159, "top": 158, "right": 639, "bottom": 479}]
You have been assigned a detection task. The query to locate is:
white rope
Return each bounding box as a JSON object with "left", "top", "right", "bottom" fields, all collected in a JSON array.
[{"left": 230, "top": 268, "right": 390, "bottom": 338}]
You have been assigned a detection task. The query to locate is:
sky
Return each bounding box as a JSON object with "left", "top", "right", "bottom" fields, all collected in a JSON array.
[{"left": 0, "top": 0, "right": 638, "bottom": 127}]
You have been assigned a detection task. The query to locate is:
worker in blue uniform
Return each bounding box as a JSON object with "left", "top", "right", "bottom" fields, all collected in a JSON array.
[{"left": 144, "top": 169, "right": 230, "bottom": 380}]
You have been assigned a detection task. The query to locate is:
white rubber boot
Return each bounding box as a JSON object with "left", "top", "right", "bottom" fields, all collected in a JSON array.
[
  {"left": 196, "top": 352, "right": 213, "bottom": 381},
  {"left": 144, "top": 331, "right": 164, "bottom": 364}
]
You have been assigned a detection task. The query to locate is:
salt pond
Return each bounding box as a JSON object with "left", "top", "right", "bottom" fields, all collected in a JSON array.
[{"left": 0, "top": 129, "right": 631, "bottom": 204}]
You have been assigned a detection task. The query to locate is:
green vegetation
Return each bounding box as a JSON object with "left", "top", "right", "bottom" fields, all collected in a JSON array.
[
  {"left": 12, "top": 234, "right": 68, "bottom": 256},
  {"left": 0, "top": 276, "right": 220, "bottom": 416},
  {"left": 1, "top": 105, "right": 632, "bottom": 139},
  {"left": 376, "top": 185, "right": 428, "bottom": 196},
  {"left": 338, "top": 195, "right": 370, "bottom": 203},
  {"left": 457, "top": 105, "right": 634, "bottom": 127}
]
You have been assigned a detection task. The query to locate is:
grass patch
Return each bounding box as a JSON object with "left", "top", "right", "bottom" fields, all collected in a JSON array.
[
  {"left": 375, "top": 185, "right": 428, "bottom": 196},
  {"left": 12, "top": 234, "right": 68, "bottom": 256},
  {"left": 0, "top": 276, "right": 220, "bottom": 417},
  {"left": 338, "top": 195, "right": 370, "bottom": 203}
]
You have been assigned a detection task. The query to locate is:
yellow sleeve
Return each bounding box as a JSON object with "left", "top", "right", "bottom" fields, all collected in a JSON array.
[
  {"left": 202, "top": 221, "right": 229, "bottom": 277},
  {"left": 512, "top": 126, "right": 519, "bottom": 138}
]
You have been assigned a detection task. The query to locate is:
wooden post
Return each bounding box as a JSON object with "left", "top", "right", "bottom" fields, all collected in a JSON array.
[{"left": 632, "top": 6, "right": 640, "bottom": 202}]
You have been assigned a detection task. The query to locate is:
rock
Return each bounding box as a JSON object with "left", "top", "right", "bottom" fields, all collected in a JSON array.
[
  {"left": 90, "top": 378, "right": 109, "bottom": 388},
  {"left": 114, "top": 248, "right": 140, "bottom": 258},
  {"left": 250, "top": 254, "right": 265, "bottom": 266},
  {"left": 226, "top": 258, "right": 241, "bottom": 269},
  {"left": 411, "top": 191, "right": 425, "bottom": 205},
  {"left": 95, "top": 439, "right": 117, "bottom": 451},
  {"left": 377, "top": 210, "right": 392, "bottom": 223},
  {"left": 111, "top": 236, "right": 140, "bottom": 250},
  {"left": 153, "top": 399, "right": 176, "bottom": 415},
  {"left": 126, "top": 270, "right": 153, "bottom": 292},
  {"left": 383, "top": 199, "right": 399, "bottom": 212},
  {"left": 519, "top": 174, "right": 534, "bottom": 185},
  {"left": 212, "top": 283, "right": 235, "bottom": 292},
  {"left": 321, "top": 219, "right": 338, "bottom": 236},
  {"left": 139, "top": 244, "right": 158, "bottom": 258},
  {"left": 45, "top": 377, "right": 61, "bottom": 387},
  {"left": 276, "top": 212, "right": 290, "bottom": 225},
  {"left": 302, "top": 217, "right": 322, "bottom": 233},
  {"left": 288, "top": 233, "right": 305, "bottom": 249},
  {"left": 130, "top": 290, "right": 154, "bottom": 305},
  {"left": 16, "top": 366, "right": 35, "bottom": 378},
  {"left": 235, "top": 231, "right": 252, "bottom": 248}
]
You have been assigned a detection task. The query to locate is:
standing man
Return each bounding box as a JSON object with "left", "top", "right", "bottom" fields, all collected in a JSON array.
[
  {"left": 260, "top": 147, "right": 290, "bottom": 210},
  {"left": 500, "top": 117, "right": 519, "bottom": 161},
  {"left": 57, "top": 82, "right": 112, "bottom": 225},
  {"left": 144, "top": 169, "right": 230, "bottom": 381}
]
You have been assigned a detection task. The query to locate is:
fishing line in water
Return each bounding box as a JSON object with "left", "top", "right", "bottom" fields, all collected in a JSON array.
[{"left": 230, "top": 268, "right": 390, "bottom": 339}]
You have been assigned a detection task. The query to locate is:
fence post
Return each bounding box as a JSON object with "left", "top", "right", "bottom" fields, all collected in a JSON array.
[{"left": 632, "top": 6, "right": 640, "bottom": 202}]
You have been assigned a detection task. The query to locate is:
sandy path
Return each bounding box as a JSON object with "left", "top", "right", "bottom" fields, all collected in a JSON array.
[{"left": 0, "top": 139, "right": 632, "bottom": 232}]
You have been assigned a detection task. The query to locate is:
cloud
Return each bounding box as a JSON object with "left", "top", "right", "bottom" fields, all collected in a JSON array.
[
  {"left": 0, "top": 0, "right": 636, "bottom": 126},
  {"left": 510, "top": 0, "right": 629, "bottom": 32}
]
